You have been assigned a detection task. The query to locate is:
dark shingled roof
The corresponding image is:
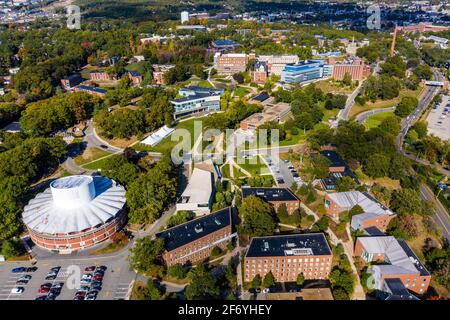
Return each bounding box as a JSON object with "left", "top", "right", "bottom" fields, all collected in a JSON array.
[
  {"left": 383, "top": 278, "right": 419, "bottom": 300},
  {"left": 319, "top": 150, "right": 347, "bottom": 168},
  {"left": 156, "top": 207, "right": 231, "bottom": 252},
  {"left": 246, "top": 233, "right": 332, "bottom": 258},
  {"left": 77, "top": 85, "right": 107, "bottom": 94},
  {"left": 212, "top": 40, "right": 238, "bottom": 47},
  {"left": 364, "top": 226, "right": 385, "bottom": 236},
  {"left": 242, "top": 187, "right": 299, "bottom": 202}
]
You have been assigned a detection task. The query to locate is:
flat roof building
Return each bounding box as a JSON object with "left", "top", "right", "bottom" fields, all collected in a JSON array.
[
  {"left": 156, "top": 207, "right": 234, "bottom": 266},
  {"left": 171, "top": 91, "right": 221, "bottom": 120},
  {"left": 176, "top": 167, "right": 215, "bottom": 216},
  {"left": 281, "top": 60, "right": 333, "bottom": 84},
  {"left": 244, "top": 233, "right": 333, "bottom": 283},
  {"left": 73, "top": 85, "right": 107, "bottom": 97},
  {"left": 242, "top": 187, "right": 300, "bottom": 215},
  {"left": 214, "top": 52, "right": 249, "bottom": 75},
  {"left": 257, "top": 54, "right": 299, "bottom": 76},
  {"left": 240, "top": 103, "right": 291, "bottom": 131}
]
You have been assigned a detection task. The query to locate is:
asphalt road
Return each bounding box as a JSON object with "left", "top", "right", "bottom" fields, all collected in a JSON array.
[
  {"left": 420, "top": 185, "right": 450, "bottom": 242},
  {"left": 356, "top": 106, "right": 397, "bottom": 124}
]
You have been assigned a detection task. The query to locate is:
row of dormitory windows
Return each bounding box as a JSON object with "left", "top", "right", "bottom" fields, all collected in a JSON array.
[
  {"left": 168, "top": 231, "right": 230, "bottom": 260},
  {"left": 245, "top": 271, "right": 329, "bottom": 281},
  {"left": 173, "top": 248, "right": 210, "bottom": 263},
  {"left": 245, "top": 266, "right": 331, "bottom": 274},
  {"left": 246, "top": 257, "right": 332, "bottom": 264}
]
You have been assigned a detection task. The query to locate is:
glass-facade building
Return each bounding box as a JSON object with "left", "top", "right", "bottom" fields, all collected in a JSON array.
[{"left": 281, "top": 60, "right": 333, "bottom": 84}]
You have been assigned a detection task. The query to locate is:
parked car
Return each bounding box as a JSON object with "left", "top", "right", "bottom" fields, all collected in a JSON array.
[
  {"left": 73, "top": 296, "right": 84, "bottom": 300},
  {"left": 45, "top": 274, "right": 57, "bottom": 281},
  {"left": 82, "top": 274, "right": 93, "bottom": 280},
  {"left": 11, "top": 287, "right": 25, "bottom": 294},
  {"left": 75, "top": 291, "right": 86, "bottom": 298},
  {"left": 50, "top": 266, "right": 61, "bottom": 272},
  {"left": 18, "top": 275, "right": 32, "bottom": 281},
  {"left": 46, "top": 293, "right": 57, "bottom": 300},
  {"left": 93, "top": 274, "right": 103, "bottom": 281},
  {"left": 97, "top": 266, "right": 107, "bottom": 272},
  {"left": 91, "top": 280, "right": 102, "bottom": 287},
  {"left": 80, "top": 279, "right": 92, "bottom": 285},
  {"left": 16, "top": 280, "right": 29, "bottom": 285},
  {"left": 38, "top": 287, "right": 50, "bottom": 294},
  {"left": 40, "top": 283, "right": 52, "bottom": 288},
  {"left": 80, "top": 286, "right": 90, "bottom": 292},
  {"left": 25, "top": 267, "right": 38, "bottom": 272},
  {"left": 262, "top": 288, "right": 270, "bottom": 293},
  {"left": 11, "top": 267, "right": 25, "bottom": 273},
  {"left": 91, "top": 285, "right": 102, "bottom": 292},
  {"left": 52, "top": 282, "right": 64, "bottom": 289},
  {"left": 35, "top": 295, "right": 47, "bottom": 300},
  {"left": 84, "top": 266, "right": 96, "bottom": 272}
]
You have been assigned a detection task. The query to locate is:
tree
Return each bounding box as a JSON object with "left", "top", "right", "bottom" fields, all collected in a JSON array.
[
  {"left": 167, "top": 263, "right": 187, "bottom": 280},
  {"left": 296, "top": 272, "right": 305, "bottom": 287},
  {"left": 387, "top": 215, "right": 418, "bottom": 240},
  {"left": 251, "top": 275, "right": 262, "bottom": 289},
  {"left": 0, "top": 238, "right": 24, "bottom": 259},
  {"left": 390, "top": 188, "right": 424, "bottom": 216},
  {"left": 101, "top": 155, "right": 140, "bottom": 186},
  {"left": 211, "top": 246, "right": 222, "bottom": 257},
  {"left": 166, "top": 210, "right": 194, "bottom": 228},
  {"left": 379, "top": 115, "right": 401, "bottom": 136},
  {"left": 364, "top": 153, "right": 391, "bottom": 178},
  {"left": 263, "top": 271, "right": 275, "bottom": 288},
  {"left": 395, "top": 96, "right": 418, "bottom": 118},
  {"left": 185, "top": 265, "right": 220, "bottom": 300},
  {"left": 129, "top": 237, "right": 164, "bottom": 274},
  {"left": 146, "top": 279, "right": 162, "bottom": 300},
  {"left": 238, "top": 195, "right": 277, "bottom": 237},
  {"left": 313, "top": 216, "right": 330, "bottom": 232},
  {"left": 336, "top": 176, "right": 357, "bottom": 192},
  {"left": 342, "top": 73, "right": 352, "bottom": 86},
  {"left": 412, "top": 121, "right": 428, "bottom": 139}
]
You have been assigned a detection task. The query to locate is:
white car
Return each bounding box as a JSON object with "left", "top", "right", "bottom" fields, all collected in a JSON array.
[
  {"left": 262, "top": 288, "right": 270, "bottom": 293},
  {"left": 82, "top": 274, "right": 93, "bottom": 280},
  {"left": 11, "top": 287, "right": 24, "bottom": 294}
]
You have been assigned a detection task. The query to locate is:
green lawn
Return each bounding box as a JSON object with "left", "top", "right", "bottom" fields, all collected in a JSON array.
[
  {"left": 125, "top": 61, "right": 147, "bottom": 74},
  {"left": 233, "top": 165, "right": 248, "bottom": 179},
  {"left": 221, "top": 164, "right": 232, "bottom": 179},
  {"left": 234, "top": 155, "right": 270, "bottom": 176},
  {"left": 74, "top": 148, "right": 110, "bottom": 166},
  {"left": 82, "top": 155, "right": 114, "bottom": 171},
  {"left": 234, "top": 87, "right": 250, "bottom": 98},
  {"left": 364, "top": 111, "right": 394, "bottom": 129},
  {"left": 197, "top": 80, "right": 213, "bottom": 88}
]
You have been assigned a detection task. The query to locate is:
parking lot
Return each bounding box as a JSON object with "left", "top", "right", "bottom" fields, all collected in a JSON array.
[
  {"left": 260, "top": 154, "right": 302, "bottom": 188},
  {"left": 0, "top": 255, "right": 135, "bottom": 300},
  {"left": 427, "top": 95, "right": 450, "bottom": 141}
]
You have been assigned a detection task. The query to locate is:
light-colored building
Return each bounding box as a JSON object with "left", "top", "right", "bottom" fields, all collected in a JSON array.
[
  {"left": 214, "top": 52, "right": 249, "bottom": 75},
  {"left": 324, "top": 191, "right": 395, "bottom": 232},
  {"left": 355, "top": 236, "right": 431, "bottom": 295},
  {"left": 21, "top": 176, "right": 126, "bottom": 254},
  {"left": 240, "top": 103, "right": 291, "bottom": 130},
  {"left": 281, "top": 60, "right": 332, "bottom": 84},
  {"left": 181, "top": 11, "right": 189, "bottom": 24},
  {"left": 397, "top": 22, "right": 448, "bottom": 33},
  {"left": 171, "top": 87, "right": 221, "bottom": 120},
  {"left": 257, "top": 54, "right": 299, "bottom": 76},
  {"left": 176, "top": 167, "right": 215, "bottom": 215}
]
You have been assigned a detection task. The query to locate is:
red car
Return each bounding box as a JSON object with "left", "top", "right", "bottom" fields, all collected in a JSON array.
[
  {"left": 93, "top": 274, "right": 103, "bottom": 281},
  {"left": 38, "top": 287, "right": 50, "bottom": 294},
  {"left": 75, "top": 291, "right": 86, "bottom": 297},
  {"left": 84, "top": 266, "right": 96, "bottom": 272}
]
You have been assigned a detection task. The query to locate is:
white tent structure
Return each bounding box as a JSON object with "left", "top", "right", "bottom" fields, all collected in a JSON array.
[{"left": 141, "top": 125, "right": 175, "bottom": 147}]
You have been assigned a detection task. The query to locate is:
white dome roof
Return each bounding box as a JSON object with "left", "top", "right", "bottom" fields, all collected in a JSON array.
[{"left": 22, "top": 175, "right": 126, "bottom": 235}]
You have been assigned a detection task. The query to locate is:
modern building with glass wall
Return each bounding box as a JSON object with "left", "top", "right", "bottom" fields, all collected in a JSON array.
[{"left": 281, "top": 60, "right": 333, "bottom": 84}]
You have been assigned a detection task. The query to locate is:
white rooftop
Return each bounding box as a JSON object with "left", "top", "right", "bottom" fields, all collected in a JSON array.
[
  {"left": 141, "top": 125, "right": 174, "bottom": 147},
  {"left": 181, "top": 168, "right": 213, "bottom": 204},
  {"left": 22, "top": 176, "right": 126, "bottom": 235},
  {"left": 358, "top": 236, "right": 418, "bottom": 275}
]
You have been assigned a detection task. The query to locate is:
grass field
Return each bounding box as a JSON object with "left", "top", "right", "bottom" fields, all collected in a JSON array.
[
  {"left": 234, "top": 87, "right": 250, "bottom": 98},
  {"left": 197, "top": 80, "right": 213, "bottom": 88},
  {"left": 125, "top": 61, "right": 146, "bottom": 74},
  {"left": 364, "top": 111, "right": 395, "bottom": 129},
  {"left": 349, "top": 85, "right": 425, "bottom": 119},
  {"left": 82, "top": 155, "right": 114, "bottom": 171},
  {"left": 315, "top": 79, "right": 355, "bottom": 94},
  {"left": 234, "top": 155, "right": 269, "bottom": 176},
  {"left": 74, "top": 148, "right": 110, "bottom": 165}
]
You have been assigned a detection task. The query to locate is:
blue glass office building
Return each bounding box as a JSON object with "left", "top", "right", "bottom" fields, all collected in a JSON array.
[{"left": 281, "top": 60, "right": 333, "bottom": 84}]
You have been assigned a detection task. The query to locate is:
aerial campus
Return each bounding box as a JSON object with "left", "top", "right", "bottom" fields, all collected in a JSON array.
[{"left": 0, "top": 0, "right": 449, "bottom": 303}]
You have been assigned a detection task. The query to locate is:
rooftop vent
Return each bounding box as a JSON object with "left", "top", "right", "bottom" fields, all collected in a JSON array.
[{"left": 194, "top": 224, "right": 203, "bottom": 233}]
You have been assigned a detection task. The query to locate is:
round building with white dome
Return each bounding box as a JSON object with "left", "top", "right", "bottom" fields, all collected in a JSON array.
[{"left": 22, "top": 175, "right": 127, "bottom": 254}]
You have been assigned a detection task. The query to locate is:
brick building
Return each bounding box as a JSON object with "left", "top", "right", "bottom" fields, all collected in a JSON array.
[
  {"left": 89, "top": 71, "right": 114, "bottom": 82},
  {"left": 328, "top": 57, "right": 371, "bottom": 81},
  {"left": 152, "top": 64, "right": 175, "bottom": 85},
  {"left": 214, "top": 52, "right": 249, "bottom": 75},
  {"left": 60, "top": 74, "right": 83, "bottom": 90},
  {"left": 242, "top": 187, "right": 300, "bottom": 214},
  {"left": 244, "top": 233, "right": 333, "bottom": 283},
  {"left": 316, "top": 150, "right": 358, "bottom": 190},
  {"left": 324, "top": 191, "right": 395, "bottom": 232},
  {"left": 156, "top": 208, "right": 235, "bottom": 267},
  {"left": 355, "top": 236, "right": 431, "bottom": 296},
  {"left": 253, "top": 61, "right": 268, "bottom": 84},
  {"left": 126, "top": 71, "right": 142, "bottom": 86},
  {"left": 257, "top": 54, "right": 299, "bottom": 76},
  {"left": 397, "top": 23, "right": 448, "bottom": 33}
]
